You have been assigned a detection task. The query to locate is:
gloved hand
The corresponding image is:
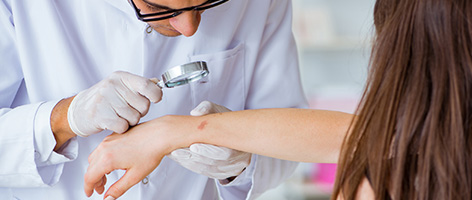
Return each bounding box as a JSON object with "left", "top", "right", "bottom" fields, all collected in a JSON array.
[
  {"left": 68, "top": 71, "right": 162, "bottom": 137},
  {"left": 167, "top": 101, "right": 252, "bottom": 180}
]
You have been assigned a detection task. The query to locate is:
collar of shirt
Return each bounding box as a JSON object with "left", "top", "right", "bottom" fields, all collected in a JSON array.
[{"left": 103, "top": 0, "right": 135, "bottom": 16}]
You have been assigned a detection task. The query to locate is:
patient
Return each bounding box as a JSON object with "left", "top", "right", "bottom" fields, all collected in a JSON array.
[{"left": 84, "top": 0, "right": 472, "bottom": 199}]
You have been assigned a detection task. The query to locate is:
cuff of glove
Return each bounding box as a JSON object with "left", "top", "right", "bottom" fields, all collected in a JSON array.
[
  {"left": 219, "top": 172, "right": 241, "bottom": 185},
  {"left": 218, "top": 155, "right": 257, "bottom": 186}
]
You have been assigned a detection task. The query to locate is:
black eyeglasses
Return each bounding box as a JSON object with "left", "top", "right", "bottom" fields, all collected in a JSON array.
[{"left": 129, "top": 0, "right": 229, "bottom": 22}]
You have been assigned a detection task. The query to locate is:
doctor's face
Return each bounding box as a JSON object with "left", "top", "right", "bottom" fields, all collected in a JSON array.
[{"left": 131, "top": 0, "right": 209, "bottom": 37}]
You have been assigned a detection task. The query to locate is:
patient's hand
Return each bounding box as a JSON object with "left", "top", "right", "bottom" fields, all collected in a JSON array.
[{"left": 83, "top": 117, "right": 190, "bottom": 200}]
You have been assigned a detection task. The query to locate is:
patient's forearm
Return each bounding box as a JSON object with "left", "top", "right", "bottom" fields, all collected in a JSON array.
[{"left": 168, "top": 108, "right": 353, "bottom": 163}]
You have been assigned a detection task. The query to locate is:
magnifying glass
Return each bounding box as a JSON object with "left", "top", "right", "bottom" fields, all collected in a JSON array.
[{"left": 157, "top": 61, "right": 209, "bottom": 88}]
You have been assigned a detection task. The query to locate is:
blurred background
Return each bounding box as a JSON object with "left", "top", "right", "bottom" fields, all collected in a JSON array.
[{"left": 258, "top": 0, "right": 375, "bottom": 199}]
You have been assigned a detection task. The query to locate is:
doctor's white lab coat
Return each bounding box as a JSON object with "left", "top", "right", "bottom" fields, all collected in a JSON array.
[{"left": 0, "top": 0, "right": 308, "bottom": 199}]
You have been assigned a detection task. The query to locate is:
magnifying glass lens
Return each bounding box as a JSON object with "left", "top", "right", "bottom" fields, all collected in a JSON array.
[
  {"left": 158, "top": 61, "right": 209, "bottom": 88},
  {"left": 165, "top": 70, "right": 209, "bottom": 87}
]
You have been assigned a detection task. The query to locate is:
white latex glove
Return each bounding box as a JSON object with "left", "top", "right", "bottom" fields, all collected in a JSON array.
[
  {"left": 68, "top": 71, "right": 162, "bottom": 137},
  {"left": 167, "top": 101, "right": 252, "bottom": 180}
]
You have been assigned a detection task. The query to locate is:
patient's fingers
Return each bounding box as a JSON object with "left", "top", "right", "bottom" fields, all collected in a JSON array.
[
  {"left": 94, "top": 176, "right": 107, "bottom": 195},
  {"left": 84, "top": 160, "right": 112, "bottom": 197},
  {"left": 105, "top": 168, "right": 142, "bottom": 200}
]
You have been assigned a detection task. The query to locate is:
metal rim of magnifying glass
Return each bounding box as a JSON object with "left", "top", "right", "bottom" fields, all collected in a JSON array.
[{"left": 160, "top": 61, "right": 209, "bottom": 88}]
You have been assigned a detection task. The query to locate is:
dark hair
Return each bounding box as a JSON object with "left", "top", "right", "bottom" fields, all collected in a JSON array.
[{"left": 332, "top": 0, "right": 472, "bottom": 199}]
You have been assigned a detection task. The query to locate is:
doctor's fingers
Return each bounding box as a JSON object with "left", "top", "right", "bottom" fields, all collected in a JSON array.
[
  {"left": 170, "top": 147, "right": 224, "bottom": 163},
  {"left": 189, "top": 144, "right": 244, "bottom": 160},
  {"left": 168, "top": 148, "right": 192, "bottom": 159},
  {"left": 170, "top": 146, "right": 245, "bottom": 163},
  {"left": 169, "top": 149, "right": 217, "bottom": 167},
  {"left": 190, "top": 101, "right": 231, "bottom": 116},
  {"left": 176, "top": 159, "right": 245, "bottom": 180},
  {"left": 100, "top": 115, "right": 130, "bottom": 134},
  {"left": 174, "top": 150, "right": 226, "bottom": 166},
  {"left": 216, "top": 160, "right": 250, "bottom": 174},
  {"left": 186, "top": 153, "right": 250, "bottom": 171},
  {"left": 115, "top": 85, "right": 153, "bottom": 117},
  {"left": 210, "top": 103, "right": 231, "bottom": 113},
  {"left": 111, "top": 102, "right": 142, "bottom": 127},
  {"left": 118, "top": 72, "right": 163, "bottom": 104}
]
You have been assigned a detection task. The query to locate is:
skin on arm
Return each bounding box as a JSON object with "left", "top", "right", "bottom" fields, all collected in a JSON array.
[
  {"left": 84, "top": 108, "right": 353, "bottom": 199},
  {"left": 188, "top": 108, "right": 353, "bottom": 163}
]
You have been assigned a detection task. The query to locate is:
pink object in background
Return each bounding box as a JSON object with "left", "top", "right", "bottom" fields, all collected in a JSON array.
[
  {"left": 311, "top": 163, "right": 338, "bottom": 192},
  {"left": 308, "top": 92, "right": 361, "bottom": 193}
]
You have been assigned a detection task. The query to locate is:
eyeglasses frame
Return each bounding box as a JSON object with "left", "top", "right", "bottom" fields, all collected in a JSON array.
[{"left": 129, "top": 0, "right": 229, "bottom": 22}]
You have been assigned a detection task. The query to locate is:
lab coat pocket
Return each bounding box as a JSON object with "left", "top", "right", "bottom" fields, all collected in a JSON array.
[{"left": 189, "top": 43, "right": 246, "bottom": 111}]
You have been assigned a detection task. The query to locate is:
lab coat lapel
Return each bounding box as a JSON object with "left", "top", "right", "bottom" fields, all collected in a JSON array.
[{"left": 102, "top": 0, "right": 134, "bottom": 15}]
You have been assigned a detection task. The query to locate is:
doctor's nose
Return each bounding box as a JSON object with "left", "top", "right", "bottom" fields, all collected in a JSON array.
[{"left": 169, "top": 11, "right": 202, "bottom": 37}]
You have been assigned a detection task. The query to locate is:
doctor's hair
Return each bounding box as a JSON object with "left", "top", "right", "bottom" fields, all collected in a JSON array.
[{"left": 332, "top": 0, "right": 472, "bottom": 199}]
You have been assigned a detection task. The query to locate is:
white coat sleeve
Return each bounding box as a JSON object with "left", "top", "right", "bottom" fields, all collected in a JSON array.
[
  {"left": 215, "top": 0, "right": 309, "bottom": 199},
  {"left": 0, "top": 0, "right": 77, "bottom": 187}
]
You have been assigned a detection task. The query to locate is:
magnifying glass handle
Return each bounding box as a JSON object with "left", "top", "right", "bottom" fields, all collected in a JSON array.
[
  {"left": 157, "top": 80, "right": 165, "bottom": 88},
  {"left": 149, "top": 78, "right": 165, "bottom": 88}
]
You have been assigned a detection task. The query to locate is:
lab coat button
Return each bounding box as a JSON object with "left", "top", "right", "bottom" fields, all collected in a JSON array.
[
  {"left": 146, "top": 26, "right": 153, "bottom": 34},
  {"left": 142, "top": 176, "right": 149, "bottom": 185}
]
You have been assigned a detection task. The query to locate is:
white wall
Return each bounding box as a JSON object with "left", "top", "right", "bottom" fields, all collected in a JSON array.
[
  {"left": 258, "top": 0, "right": 376, "bottom": 199},
  {"left": 293, "top": 0, "right": 375, "bottom": 101}
]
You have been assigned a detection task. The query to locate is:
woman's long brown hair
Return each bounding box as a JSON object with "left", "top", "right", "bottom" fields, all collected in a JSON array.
[{"left": 332, "top": 0, "right": 472, "bottom": 199}]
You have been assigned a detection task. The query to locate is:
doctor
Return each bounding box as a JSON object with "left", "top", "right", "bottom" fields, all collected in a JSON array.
[{"left": 0, "top": 0, "right": 307, "bottom": 199}]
